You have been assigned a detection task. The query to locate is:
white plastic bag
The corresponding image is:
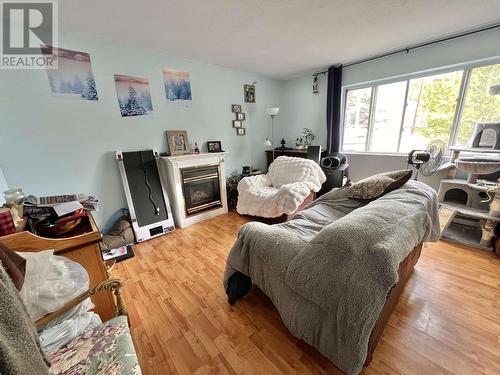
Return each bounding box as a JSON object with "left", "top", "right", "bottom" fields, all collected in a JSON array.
[
  {"left": 41, "top": 297, "right": 94, "bottom": 330},
  {"left": 18, "top": 250, "right": 89, "bottom": 320},
  {"left": 39, "top": 311, "right": 102, "bottom": 353}
]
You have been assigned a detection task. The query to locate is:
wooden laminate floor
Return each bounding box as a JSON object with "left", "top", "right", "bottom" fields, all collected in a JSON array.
[{"left": 114, "top": 211, "right": 500, "bottom": 375}]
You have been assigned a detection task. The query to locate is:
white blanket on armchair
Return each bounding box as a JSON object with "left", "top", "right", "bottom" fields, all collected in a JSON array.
[{"left": 236, "top": 156, "right": 326, "bottom": 218}]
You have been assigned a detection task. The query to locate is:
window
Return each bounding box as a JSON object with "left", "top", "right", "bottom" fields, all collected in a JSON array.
[
  {"left": 342, "top": 62, "right": 500, "bottom": 153},
  {"left": 343, "top": 87, "right": 371, "bottom": 151},
  {"left": 399, "top": 71, "right": 463, "bottom": 152},
  {"left": 456, "top": 64, "right": 500, "bottom": 146},
  {"left": 370, "top": 81, "right": 407, "bottom": 152}
]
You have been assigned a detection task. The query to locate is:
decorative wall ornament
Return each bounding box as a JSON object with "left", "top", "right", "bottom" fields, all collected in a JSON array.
[
  {"left": 163, "top": 68, "right": 192, "bottom": 107},
  {"left": 312, "top": 71, "right": 327, "bottom": 94},
  {"left": 231, "top": 103, "right": 246, "bottom": 133},
  {"left": 244, "top": 83, "right": 255, "bottom": 103},
  {"left": 42, "top": 46, "right": 98, "bottom": 100},
  {"left": 114, "top": 74, "right": 153, "bottom": 117},
  {"left": 312, "top": 75, "right": 319, "bottom": 94}
]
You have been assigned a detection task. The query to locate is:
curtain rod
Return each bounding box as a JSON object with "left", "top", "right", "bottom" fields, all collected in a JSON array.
[{"left": 313, "top": 22, "right": 500, "bottom": 76}]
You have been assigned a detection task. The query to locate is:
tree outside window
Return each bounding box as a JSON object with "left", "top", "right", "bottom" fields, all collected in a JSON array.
[{"left": 457, "top": 64, "right": 500, "bottom": 146}]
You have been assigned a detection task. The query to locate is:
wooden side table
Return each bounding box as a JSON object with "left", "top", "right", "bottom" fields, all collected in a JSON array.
[{"left": 0, "top": 212, "right": 118, "bottom": 322}]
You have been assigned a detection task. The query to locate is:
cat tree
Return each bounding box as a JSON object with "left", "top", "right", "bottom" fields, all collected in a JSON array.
[{"left": 438, "top": 123, "right": 500, "bottom": 251}]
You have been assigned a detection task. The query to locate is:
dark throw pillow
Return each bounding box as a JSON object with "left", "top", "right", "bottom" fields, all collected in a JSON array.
[
  {"left": 0, "top": 242, "right": 27, "bottom": 291},
  {"left": 347, "top": 169, "right": 413, "bottom": 201}
]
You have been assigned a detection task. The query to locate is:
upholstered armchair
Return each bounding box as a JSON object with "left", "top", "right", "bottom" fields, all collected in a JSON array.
[{"left": 236, "top": 156, "right": 326, "bottom": 218}]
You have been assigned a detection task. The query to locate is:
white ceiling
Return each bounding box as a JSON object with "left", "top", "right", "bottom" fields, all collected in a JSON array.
[{"left": 59, "top": 0, "right": 500, "bottom": 80}]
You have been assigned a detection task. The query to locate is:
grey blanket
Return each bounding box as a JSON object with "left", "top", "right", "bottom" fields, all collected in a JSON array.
[
  {"left": 224, "top": 181, "right": 440, "bottom": 374},
  {"left": 0, "top": 262, "right": 50, "bottom": 375}
]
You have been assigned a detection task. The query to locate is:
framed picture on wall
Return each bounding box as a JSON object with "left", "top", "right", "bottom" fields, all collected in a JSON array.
[
  {"left": 231, "top": 104, "right": 241, "bottom": 113},
  {"left": 236, "top": 113, "right": 245, "bottom": 121},
  {"left": 233, "top": 120, "right": 242, "bottom": 128},
  {"left": 166, "top": 130, "right": 191, "bottom": 155},
  {"left": 244, "top": 84, "right": 255, "bottom": 103},
  {"left": 236, "top": 128, "right": 245, "bottom": 136}
]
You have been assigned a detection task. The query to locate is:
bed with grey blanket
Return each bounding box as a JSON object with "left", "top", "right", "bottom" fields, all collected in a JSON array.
[{"left": 224, "top": 180, "right": 440, "bottom": 375}]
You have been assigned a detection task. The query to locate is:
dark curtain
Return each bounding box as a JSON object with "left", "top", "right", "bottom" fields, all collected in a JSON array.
[{"left": 326, "top": 65, "right": 343, "bottom": 154}]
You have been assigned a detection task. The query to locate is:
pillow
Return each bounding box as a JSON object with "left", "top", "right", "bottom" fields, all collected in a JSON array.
[
  {"left": 347, "top": 169, "right": 413, "bottom": 201},
  {"left": 0, "top": 242, "right": 26, "bottom": 290}
]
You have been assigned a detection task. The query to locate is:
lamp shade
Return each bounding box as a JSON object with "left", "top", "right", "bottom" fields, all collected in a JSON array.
[
  {"left": 266, "top": 107, "right": 280, "bottom": 116},
  {"left": 264, "top": 138, "right": 273, "bottom": 146}
]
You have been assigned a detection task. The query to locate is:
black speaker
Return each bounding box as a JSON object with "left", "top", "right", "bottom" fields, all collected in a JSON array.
[
  {"left": 318, "top": 152, "right": 349, "bottom": 196},
  {"left": 319, "top": 163, "right": 349, "bottom": 196},
  {"left": 321, "top": 152, "right": 347, "bottom": 169}
]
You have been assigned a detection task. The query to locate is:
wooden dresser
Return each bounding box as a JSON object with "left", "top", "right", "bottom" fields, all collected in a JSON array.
[{"left": 0, "top": 213, "right": 117, "bottom": 322}]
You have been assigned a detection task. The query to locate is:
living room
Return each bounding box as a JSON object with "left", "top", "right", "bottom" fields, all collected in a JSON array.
[{"left": 1, "top": 1, "right": 500, "bottom": 374}]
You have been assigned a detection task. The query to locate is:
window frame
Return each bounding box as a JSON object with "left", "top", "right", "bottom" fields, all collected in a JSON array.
[{"left": 340, "top": 57, "right": 500, "bottom": 155}]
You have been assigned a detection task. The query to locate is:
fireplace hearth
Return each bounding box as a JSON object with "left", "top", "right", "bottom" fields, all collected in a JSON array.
[{"left": 160, "top": 152, "right": 228, "bottom": 228}]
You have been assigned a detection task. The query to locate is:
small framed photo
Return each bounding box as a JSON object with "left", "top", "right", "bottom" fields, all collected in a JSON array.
[
  {"left": 166, "top": 130, "right": 191, "bottom": 155},
  {"left": 236, "top": 112, "right": 245, "bottom": 121},
  {"left": 231, "top": 104, "right": 241, "bottom": 113},
  {"left": 244, "top": 84, "right": 255, "bottom": 103},
  {"left": 207, "top": 141, "right": 223, "bottom": 153},
  {"left": 236, "top": 128, "right": 246, "bottom": 136},
  {"left": 233, "top": 120, "right": 242, "bottom": 128}
]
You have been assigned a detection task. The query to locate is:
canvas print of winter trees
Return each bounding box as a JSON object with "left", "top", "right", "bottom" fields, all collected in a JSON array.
[
  {"left": 163, "top": 68, "right": 192, "bottom": 107},
  {"left": 114, "top": 74, "right": 153, "bottom": 117},
  {"left": 43, "top": 47, "right": 98, "bottom": 100}
]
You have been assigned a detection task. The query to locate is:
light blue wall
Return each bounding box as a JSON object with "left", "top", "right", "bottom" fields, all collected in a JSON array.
[
  {"left": 277, "top": 28, "right": 500, "bottom": 187},
  {"left": 276, "top": 74, "right": 327, "bottom": 149},
  {"left": 0, "top": 32, "right": 282, "bottom": 226}
]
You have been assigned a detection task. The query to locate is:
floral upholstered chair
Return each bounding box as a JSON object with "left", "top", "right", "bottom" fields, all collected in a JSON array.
[
  {"left": 48, "top": 316, "right": 141, "bottom": 375},
  {"left": 39, "top": 279, "right": 142, "bottom": 375},
  {"left": 0, "top": 245, "right": 141, "bottom": 375}
]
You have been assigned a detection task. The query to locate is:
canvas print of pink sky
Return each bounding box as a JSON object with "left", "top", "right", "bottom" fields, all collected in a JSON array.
[
  {"left": 114, "top": 74, "right": 153, "bottom": 117},
  {"left": 43, "top": 47, "right": 98, "bottom": 100}
]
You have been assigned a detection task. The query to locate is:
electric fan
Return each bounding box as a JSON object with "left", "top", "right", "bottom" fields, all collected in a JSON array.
[{"left": 407, "top": 140, "right": 445, "bottom": 180}]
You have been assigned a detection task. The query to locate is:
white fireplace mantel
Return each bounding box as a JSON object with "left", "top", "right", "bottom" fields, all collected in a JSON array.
[{"left": 159, "top": 152, "right": 228, "bottom": 228}]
